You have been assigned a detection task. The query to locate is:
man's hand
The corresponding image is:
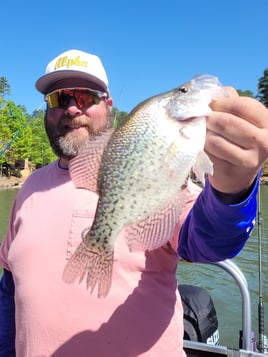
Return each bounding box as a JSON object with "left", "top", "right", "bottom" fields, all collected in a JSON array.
[{"left": 206, "top": 87, "right": 268, "bottom": 193}]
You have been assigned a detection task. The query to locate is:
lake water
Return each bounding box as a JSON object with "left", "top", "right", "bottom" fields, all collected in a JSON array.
[{"left": 0, "top": 185, "right": 267, "bottom": 349}]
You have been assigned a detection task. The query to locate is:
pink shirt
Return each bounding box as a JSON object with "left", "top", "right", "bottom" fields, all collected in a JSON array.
[{"left": 0, "top": 160, "right": 200, "bottom": 357}]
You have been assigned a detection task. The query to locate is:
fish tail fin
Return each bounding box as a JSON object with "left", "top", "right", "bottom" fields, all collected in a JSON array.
[{"left": 62, "top": 242, "right": 114, "bottom": 298}]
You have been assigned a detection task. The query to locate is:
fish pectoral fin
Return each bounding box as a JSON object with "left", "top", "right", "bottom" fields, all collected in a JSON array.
[
  {"left": 125, "top": 197, "right": 185, "bottom": 252},
  {"left": 69, "top": 128, "right": 114, "bottom": 192},
  {"left": 62, "top": 241, "right": 114, "bottom": 298},
  {"left": 192, "top": 150, "right": 213, "bottom": 185}
]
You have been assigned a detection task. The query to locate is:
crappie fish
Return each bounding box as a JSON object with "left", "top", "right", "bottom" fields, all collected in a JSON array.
[{"left": 63, "top": 74, "right": 227, "bottom": 298}]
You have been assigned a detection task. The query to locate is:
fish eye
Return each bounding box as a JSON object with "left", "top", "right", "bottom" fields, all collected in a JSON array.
[{"left": 178, "top": 86, "right": 188, "bottom": 93}]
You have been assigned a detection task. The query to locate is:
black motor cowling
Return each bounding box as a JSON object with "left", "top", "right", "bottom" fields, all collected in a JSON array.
[{"left": 178, "top": 284, "right": 219, "bottom": 345}]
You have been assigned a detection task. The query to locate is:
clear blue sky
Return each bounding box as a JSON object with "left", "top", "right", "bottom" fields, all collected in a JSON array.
[{"left": 1, "top": 0, "right": 267, "bottom": 114}]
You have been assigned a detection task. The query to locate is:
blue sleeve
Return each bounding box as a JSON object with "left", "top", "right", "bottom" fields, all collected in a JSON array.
[
  {"left": 178, "top": 173, "right": 260, "bottom": 262},
  {"left": 0, "top": 269, "right": 15, "bottom": 357}
]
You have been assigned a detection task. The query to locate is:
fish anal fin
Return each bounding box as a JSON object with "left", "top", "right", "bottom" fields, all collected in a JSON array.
[
  {"left": 62, "top": 241, "right": 114, "bottom": 298},
  {"left": 69, "top": 129, "right": 114, "bottom": 192},
  {"left": 125, "top": 197, "right": 184, "bottom": 252}
]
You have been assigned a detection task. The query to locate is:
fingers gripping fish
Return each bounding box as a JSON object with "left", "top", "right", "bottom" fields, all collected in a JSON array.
[{"left": 62, "top": 74, "right": 227, "bottom": 298}]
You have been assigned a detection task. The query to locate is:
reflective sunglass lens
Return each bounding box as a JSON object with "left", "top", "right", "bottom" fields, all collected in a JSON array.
[{"left": 46, "top": 89, "right": 106, "bottom": 108}]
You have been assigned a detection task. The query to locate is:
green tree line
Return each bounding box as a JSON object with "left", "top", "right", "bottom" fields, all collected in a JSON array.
[
  {"left": 0, "top": 77, "right": 128, "bottom": 169},
  {"left": 0, "top": 70, "right": 267, "bottom": 171}
]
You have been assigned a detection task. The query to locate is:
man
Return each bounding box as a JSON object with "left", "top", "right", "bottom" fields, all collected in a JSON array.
[{"left": 0, "top": 49, "right": 267, "bottom": 357}]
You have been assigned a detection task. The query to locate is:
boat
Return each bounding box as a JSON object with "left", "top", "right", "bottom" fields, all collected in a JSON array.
[{"left": 180, "top": 259, "right": 268, "bottom": 356}]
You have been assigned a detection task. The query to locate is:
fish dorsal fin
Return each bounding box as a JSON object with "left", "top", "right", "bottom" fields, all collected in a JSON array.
[
  {"left": 69, "top": 128, "right": 114, "bottom": 193},
  {"left": 124, "top": 191, "right": 186, "bottom": 252}
]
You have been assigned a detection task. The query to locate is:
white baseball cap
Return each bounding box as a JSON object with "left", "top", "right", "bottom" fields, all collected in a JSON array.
[{"left": 35, "top": 49, "right": 109, "bottom": 94}]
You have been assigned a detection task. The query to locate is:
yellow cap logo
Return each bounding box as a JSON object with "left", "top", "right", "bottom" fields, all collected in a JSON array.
[{"left": 54, "top": 56, "right": 88, "bottom": 70}]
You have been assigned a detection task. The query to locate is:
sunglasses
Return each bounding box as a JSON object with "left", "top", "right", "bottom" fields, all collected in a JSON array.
[{"left": 45, "top": 88, "right": 108, "bottom": 109}]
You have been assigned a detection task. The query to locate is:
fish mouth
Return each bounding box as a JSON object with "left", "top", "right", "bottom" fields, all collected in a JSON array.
[
  {"left": 175, "top": 114, "right": 208, "bottom": 123},
  {"left": 176, "top": 116, "right": 198, "bottom": 122}
]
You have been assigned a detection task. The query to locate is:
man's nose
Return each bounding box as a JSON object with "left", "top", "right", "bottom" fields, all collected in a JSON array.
[{"left": 65, "top": 98, "right": 82, "bottom": 116}]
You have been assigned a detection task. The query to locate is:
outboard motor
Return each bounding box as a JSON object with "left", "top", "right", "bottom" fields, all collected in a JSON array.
[{"left": 178, "top": 284, "right": 219, "bottom": 345}]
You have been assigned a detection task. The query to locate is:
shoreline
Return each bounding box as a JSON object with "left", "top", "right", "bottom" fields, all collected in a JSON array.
[
  {"left": 0, "top": 177, "right": 26, "bottom": 190},
  {"left": 260, "top": 176, "right": 268, "bottom": 185},
  {"left": 0, "top": 173, "right": 28, "bottom": 190}
]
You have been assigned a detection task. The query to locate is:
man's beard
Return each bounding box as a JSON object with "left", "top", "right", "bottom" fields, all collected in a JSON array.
[{"left": 44, "top": 110, "right": 113, "bottom": 159}]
